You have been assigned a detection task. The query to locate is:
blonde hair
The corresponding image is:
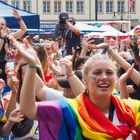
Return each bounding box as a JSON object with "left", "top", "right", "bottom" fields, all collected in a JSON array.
[
  {"left": 0, "top": 17, "right": 6, "bottom": 24},
  {"left": 82, "top": 54, "right": 116, "bottom": 77}
]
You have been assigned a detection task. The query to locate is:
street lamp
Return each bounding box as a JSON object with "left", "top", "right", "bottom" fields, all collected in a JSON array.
[
  {"left": 113, "top": 11, "right": 125, "bottom": 32},
  {"left": 120, "top": 11, "right": 124, "bottom": 21},
  {"left": 95, "top": 0, "right": 98, "bottom": 21}
]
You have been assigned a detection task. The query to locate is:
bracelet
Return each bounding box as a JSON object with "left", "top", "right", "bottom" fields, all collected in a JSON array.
[
  {"left": 66, "top": 72, "right": 74, "bottom": 79},
  {"left": 16, "top": 17, "right": 22, "bottom": 22},
  {"left": 108, "top": 49, "right": 113, "bottom": 54},
  {"left": 28, "top": 64, "right": 41, "bottom": 69}
]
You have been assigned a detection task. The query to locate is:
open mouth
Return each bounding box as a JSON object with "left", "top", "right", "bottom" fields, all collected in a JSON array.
[{"left": 98, "top": 84, "right": 110, "bottom": 88}]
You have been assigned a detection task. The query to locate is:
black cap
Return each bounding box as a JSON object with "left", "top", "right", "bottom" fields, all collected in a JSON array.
[{"left": 59, "top": 12, "right": 69, "bottom": 20}]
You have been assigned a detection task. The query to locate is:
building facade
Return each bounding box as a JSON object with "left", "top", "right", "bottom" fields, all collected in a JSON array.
[{"left": 1, "top": 0, "right": 140, "bottom": 28}]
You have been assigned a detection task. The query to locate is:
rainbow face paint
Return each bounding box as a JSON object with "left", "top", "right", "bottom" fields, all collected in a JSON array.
[{"left": 92, "top": 75, "right": 97, "bottom": 80}]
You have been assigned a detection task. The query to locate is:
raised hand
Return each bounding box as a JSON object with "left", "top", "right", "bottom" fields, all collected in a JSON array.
[
  {"left": 12, "top": 9, "right": 21, "bottom": 20},
  {"left": 59, "top": 58, "right": 73, "bottom": 75},
  {"left": 80, "top": 36, "right": 92, "bottom": 56},
  {"left": 8, "top": 35, "right": 38, "bottom": 65},
  {"left": 118, "top": 63, "right": 134, "bottom": 99},
  {"left": 8, "top": 108, "right": 24, "bottom": 123},
  {"left": 126, "top": 85, "right": 135, "bottom": 94},
  {"left": 119, "top": 63, "right": 134, "bottom": 83},
  {"left": 82, "top": 35, "right": 95, "bottom": 49}
]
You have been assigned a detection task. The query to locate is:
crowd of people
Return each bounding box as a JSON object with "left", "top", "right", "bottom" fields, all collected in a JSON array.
[{"left": 1, "top": 9, "right": 140, "bottom": 140}]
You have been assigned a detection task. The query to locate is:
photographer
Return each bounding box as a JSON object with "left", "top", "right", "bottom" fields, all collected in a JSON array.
[
  {"left": 54, "top": 12, "right": 69, "bottom": 39},
  {"left": 55, "top": 13, "right": 81, "bottom": 56}
]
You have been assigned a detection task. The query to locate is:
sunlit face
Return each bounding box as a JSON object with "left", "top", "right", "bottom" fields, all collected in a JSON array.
[
  {"left": 119, "top": 41, "right": 126, "bottom": 51},
  {"left": 0, "top": 79, "right": 5, "bottom": 90},
  {"left": 0, "top": 18, "right": 6, "bottom": 30},
  {"left": 44, "top": 43, "right": 53, "bottom": 56},
  {"left": 108, "top": 39, "right": 116, "bottom": 47},
  {"left": 86, "top": 61, "right": 116, "bottom": 99},
  {"left": 125, "top": 40, "right": 131, "bottom": 50}
]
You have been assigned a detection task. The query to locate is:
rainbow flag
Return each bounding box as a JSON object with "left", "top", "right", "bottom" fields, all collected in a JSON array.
[
  {"left": 129, "top": 0, "right": 133, "bottom": 12},
  {"left": 37, "top": 93, "right": 140, "bottom": 140}
]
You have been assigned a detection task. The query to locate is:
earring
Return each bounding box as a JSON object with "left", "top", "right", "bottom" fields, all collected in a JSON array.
[{"left": 85, "top": 88, "right": 89, "bottom": 96}]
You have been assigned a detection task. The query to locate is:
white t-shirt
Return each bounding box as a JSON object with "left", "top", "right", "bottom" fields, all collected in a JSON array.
[
  {"left": 44, "top": 87, "right": 64, "bottom": 101},
  {"left": 105, "top": 110, "right": 133, "bottom": 140}
]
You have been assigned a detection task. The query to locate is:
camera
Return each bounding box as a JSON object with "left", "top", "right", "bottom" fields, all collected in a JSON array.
[
  {"left": 55, "top": 12, "right": 69, "bottom": 39},
  {"left": 59, "top": 12, "right": 69, "bottom": 24}
]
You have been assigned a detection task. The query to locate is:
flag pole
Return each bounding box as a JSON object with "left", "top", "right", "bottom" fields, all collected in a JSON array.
[{"left": 128, "top": 0, "right": 131, "bottom": 31}]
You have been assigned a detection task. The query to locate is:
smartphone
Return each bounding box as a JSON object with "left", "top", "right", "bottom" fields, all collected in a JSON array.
[{"left": 6, "top": 61, "right": 15, "bottom": 75}]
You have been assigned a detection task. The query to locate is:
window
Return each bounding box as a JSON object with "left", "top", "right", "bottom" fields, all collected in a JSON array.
[
  {"left": 130, "top": 0, "right": 135, "bottom": 12},
  {"left": 54, "top": 1, "right": 61, "bottom": 13},
  {"left": 43, "top": 1, "right": 51, "bottom": 13},
  {"left": 76, "top": 1, "right": 84, "bottom": 13},
  {"left": 117, "top": 1, "right": 125, "bottom": 13},
  {"left": 1, "top": 0, "right": 7, "bottom": 3},
  {"left": 12, "top": 0, "right": 20, "bottom": 8},
  {"left": 97, "top": 0, "right": 103, "bottom": 13},
  {"left": 66, "top": 1, "right": 73, "bottom": 13},
  {"left": 106, "top": 1, "right": 113, "bottom": 13},
  {"left": 23, "top": 1, "right": 31, "bottom": 12}
]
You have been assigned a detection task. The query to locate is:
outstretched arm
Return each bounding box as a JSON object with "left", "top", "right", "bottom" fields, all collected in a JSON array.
[
  {"left": 9, "top": 35, "right": 38, "bottom": 120},
  {"left": 105, "top": 45, "right": 140, "bottom": 87},
  {"left": 10, "top": 9, "right": 27, "bottom": 39},
  {"left": 66, "top": 20, "right": 80, "bottom": 35},
  {"left": 0, "top": 108, "right": 24, "bottom": 136},
  {"left": 119, "top": 64, "right": 134, "bottom": 99},
  {"left": 59, "top": 58, "right": 85, "bottom": 96},
  {"left": 6, "top": 76, "right": 19, "bottom": 118}
]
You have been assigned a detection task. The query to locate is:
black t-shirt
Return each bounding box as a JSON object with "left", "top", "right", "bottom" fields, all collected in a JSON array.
[
  {"left": 65, "top": 30, "right": 81, "bottom": 50},
  {"left": 0, "top": 38, "right": 7, "bottom": 63},
  {"left": 54, "top": 23, "right": 68, "bottom": 39},
  {"left": 0, "top": 37, "right": 9, "bottom": 82}
]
